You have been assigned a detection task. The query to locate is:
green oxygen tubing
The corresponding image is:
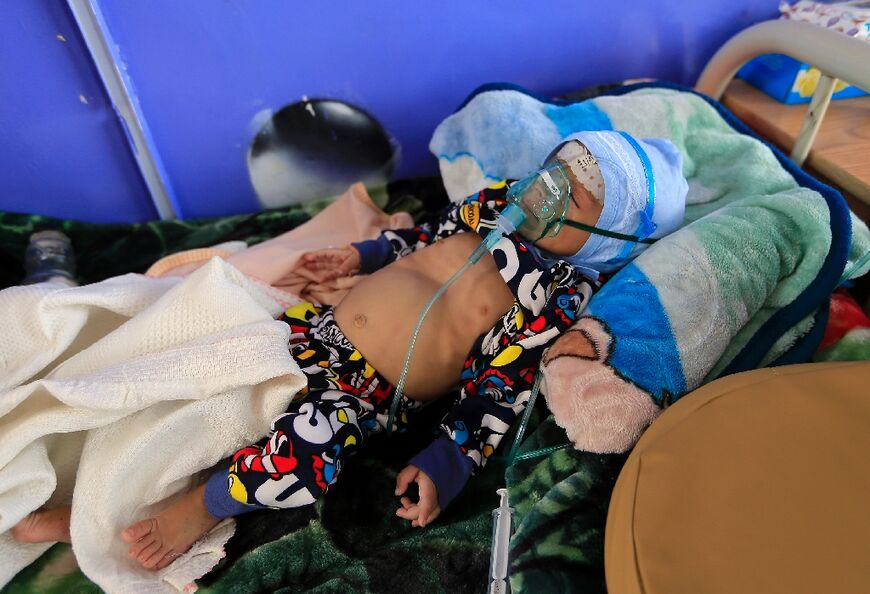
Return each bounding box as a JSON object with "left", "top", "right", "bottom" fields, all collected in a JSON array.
[
  {"left": 385, "top": 155, "right": 577, "bottom": 433},
  {"left": 384, "top": 160, "right": 600, "bottom": 434},
  {"left": 379, "top": 195, "right": 574, "bottom": 594},
  {"left": 384, "top": 202, "right": 526, "bottom": 435},
  {"left": 382, "top": 144, "right": 662, "bottom": 589}
]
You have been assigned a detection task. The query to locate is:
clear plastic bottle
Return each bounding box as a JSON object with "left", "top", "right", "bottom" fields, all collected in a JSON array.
[{"left": 22, "top": 230, "right": 78, "bottom": 286}]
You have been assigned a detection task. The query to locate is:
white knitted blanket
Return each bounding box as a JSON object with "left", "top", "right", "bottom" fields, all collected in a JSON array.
[{"left": 0, "top": 258, "right": 306, "bottom": 592}]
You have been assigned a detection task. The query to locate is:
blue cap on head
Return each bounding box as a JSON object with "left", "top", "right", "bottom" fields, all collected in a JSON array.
[{"left": 543, "top": 130, "right": 688, "bottom": 276}]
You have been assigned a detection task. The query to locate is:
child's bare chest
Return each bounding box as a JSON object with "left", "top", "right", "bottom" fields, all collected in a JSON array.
[{"left": 334, "top": 233, "right": 514, "bottom": 400}]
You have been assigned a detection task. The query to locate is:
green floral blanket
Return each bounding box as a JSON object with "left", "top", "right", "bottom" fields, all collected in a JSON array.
[{"left": 1, "top": 178, "right": 616, "bottom": 594}]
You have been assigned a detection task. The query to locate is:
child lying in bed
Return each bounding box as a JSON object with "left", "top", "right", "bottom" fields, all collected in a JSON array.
[{"left": 12, "top": 130, "right": 687, "bottom": 571}]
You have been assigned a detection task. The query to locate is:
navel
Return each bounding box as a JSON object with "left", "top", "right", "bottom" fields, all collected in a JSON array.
[{"left": 353, "top": 313, "right": 367, "bottom": 328}]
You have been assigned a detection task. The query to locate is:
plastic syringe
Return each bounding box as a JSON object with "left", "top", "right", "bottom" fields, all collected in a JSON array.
[{"left": 488, "top": 488, "right": 513, "bottom": 594}]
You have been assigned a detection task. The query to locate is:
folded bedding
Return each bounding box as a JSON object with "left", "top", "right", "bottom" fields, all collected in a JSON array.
[
  {"left": 432, "top": 81, "right": 870, "bottom": 592},
  {"left": 432, "top": 82, "right": 870, "bottom": 450},
  {"left": 3, "top": 83, "right": 870, "bottom": 594}
]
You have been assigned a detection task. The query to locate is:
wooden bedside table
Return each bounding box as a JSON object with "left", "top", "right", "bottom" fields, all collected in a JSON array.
[{"left": 722, "top": 78, "right": 870, "bottom": 218}]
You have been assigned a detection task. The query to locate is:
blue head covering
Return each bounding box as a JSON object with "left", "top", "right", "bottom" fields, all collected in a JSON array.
[{"left": 536, "top": 130, "right": 687, "bottom": 276}]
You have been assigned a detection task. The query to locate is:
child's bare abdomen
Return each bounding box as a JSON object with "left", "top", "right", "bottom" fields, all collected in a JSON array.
[{"left": 334, "top": 232, "right": 514, "bottom": 400}]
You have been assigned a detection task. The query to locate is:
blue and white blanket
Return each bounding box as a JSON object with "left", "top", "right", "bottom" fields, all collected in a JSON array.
[{"left": 431, "top": 82, "right": 870, "bottom": 452}]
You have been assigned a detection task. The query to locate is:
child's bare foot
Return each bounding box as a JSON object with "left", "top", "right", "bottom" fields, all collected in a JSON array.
[
  {"left": 121, "top": 483, "right": 220, "bottom": 571},
  {"left": 11, "top": 506, "right": 72, "bottom": 543}
]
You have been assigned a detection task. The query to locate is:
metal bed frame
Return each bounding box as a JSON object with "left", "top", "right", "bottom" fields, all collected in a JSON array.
[{"left": 695, "top": 18, "right": 870, "bottom": 168}]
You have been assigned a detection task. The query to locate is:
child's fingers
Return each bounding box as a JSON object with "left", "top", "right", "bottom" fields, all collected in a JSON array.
[
  {"left": 394, "top": 466, "right": 417, "bottom": 496},
  {"left": 400, "top": 496, "right": 413, "bottom": 509},
  {"left": 293, "top": 266, "right": 332, "bottom": 285},
  {"left": 292, "top": 266, "right": 323, "bottom": 283},
  {"left": 417, "top": 499, "right": 439, "bottom": 527},
  {"left": 343, "top": 249, "right": 361, "bottom": 270},
  {"left": 303, "top": 258, "right": 336, "bottom": 270},
  {"left": 299, "top": 248, "right": 359, "bottom": 281},
  {"left": 417, "top": 503, "right": 430, "bottom": 527},
  {"left": 301, "top": 251, "right": 329, "bottom": 264},
  {"left": 302, "top": 250, "right": 341, "bottom": 265},
  {"left": 396, "top": 504, "right": 433, "bottom": 528},
  {"left": 395, "top": 504, "right": 419, "bottom": 521},
  {"left": 338, "top": 260, "right": 359, "bottom": 276}
]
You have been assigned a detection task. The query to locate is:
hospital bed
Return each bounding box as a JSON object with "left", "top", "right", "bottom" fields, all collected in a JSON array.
[{"left": 2, "top": 17, "right": 869, "bottom": 594}]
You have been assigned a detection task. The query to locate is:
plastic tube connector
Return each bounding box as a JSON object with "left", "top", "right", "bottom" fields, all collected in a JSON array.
[
  {"left": 497, "top": 202, "right": 525, "bottom": 236},
  {"left": 471, "top": 203, "right": 526, "bottom": 265},
  {"left": 471, "top": 231, "right": 500, "bottom": 264}
]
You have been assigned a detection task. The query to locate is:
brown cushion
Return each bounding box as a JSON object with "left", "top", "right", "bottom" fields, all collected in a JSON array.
[{"left": 605, "top": 362, "right": 870, "bottom": 594}]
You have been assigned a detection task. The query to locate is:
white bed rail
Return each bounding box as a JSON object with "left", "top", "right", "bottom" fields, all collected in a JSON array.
[{"left": 695, "top": 19, "right": 870, "bottom": 167}]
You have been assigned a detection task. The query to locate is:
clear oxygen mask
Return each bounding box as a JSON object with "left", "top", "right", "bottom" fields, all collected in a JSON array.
[
  {"left": 502, "top": 137, "right": 657, "bottom": 251},
  {"left": 504, "top": 161, "right": 572, "bottom": 243}
]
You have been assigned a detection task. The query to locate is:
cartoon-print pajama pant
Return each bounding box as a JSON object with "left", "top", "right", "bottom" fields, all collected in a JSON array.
[{"left": 223, "top": 302, "right": 418, "bottom": 510}]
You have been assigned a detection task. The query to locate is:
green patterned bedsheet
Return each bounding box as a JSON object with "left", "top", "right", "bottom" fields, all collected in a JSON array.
[{"left": 2, "top": 178, "right": 617, "bottom": 593}]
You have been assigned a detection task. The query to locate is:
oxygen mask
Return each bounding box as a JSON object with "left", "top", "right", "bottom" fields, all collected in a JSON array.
[
  {"left": 504, "top": 161, "right": 573, "bottom": 242},
  {"left": 501, "top": 136, "right": 657, "bottom": 252}
]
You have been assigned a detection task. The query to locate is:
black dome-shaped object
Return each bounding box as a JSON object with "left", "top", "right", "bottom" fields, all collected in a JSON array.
[{"left": 247, "top": 99, "right": 397, "bottom": 208}]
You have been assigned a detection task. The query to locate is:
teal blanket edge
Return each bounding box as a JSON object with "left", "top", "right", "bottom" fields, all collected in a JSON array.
[{"left": 458, "top": 80, "right": 852, "bottom": 373}]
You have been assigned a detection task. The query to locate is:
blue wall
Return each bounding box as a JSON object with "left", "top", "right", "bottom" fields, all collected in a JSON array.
[
  {"left": 0, "top": 0, "right": 157, "bottom": 223},
  {"left": 1, "top": 0, "right": 780, "bottom": 223}
]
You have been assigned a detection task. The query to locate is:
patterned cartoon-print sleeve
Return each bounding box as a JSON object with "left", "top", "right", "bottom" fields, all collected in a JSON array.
[
  {"left": 351, "top": 203, "right": 467, "bottom": 273},
  {"left": 352, "top": 182, "right": 526, "bottom": 273}
]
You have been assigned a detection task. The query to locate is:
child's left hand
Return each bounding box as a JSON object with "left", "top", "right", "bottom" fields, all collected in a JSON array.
[
  {"left": 297, "top": 246, "right": 361, "bottom": 283},
  {"left": 394, "top": 464, "right": 441, "bottom": 528}
]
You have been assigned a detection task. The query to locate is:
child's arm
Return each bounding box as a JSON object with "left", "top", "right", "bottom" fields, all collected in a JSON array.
[
  {"left": 350, "top": 220, "right": 443, "bottom": 273},
  {"left": 295, "top": 216, "right": 446, "bottom": 282},
  {"left": 299, "top": 185, "right": 512, "bottom": 281},
  {"left": 351, "top": 183, "right": 518, "bottom": 274}
]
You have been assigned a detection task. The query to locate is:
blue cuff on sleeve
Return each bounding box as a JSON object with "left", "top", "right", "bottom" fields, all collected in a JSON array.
[
  {"left": 351, "top": 236, "right": 394, "bottom": 274},
  {"left": 409, "top": 436, "right": 474, "bottom": 510},
  {"left": 203, "top": 468, "right": 257, "bottom": 519}
]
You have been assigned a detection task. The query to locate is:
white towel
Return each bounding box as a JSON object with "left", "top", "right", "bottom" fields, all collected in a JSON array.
[{"left": 0, "top": 258, "right": 306, "bottom": 592}]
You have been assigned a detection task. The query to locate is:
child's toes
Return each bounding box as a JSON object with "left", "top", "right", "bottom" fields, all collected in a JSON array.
[
  {"left": 155, "top": 550, "right": 180, "bottom": 570},
  {"left": 141, "top": 545, "right": 171, "bottom": 570},
  {"left": 122, "top": 518, "right": 155, "bottom": 543},
  {"left": 133, "top": 539, "right": 162, "bottom": 566},
  {"left": 128, "top": 532, "right": 158, "bottom": 559}
]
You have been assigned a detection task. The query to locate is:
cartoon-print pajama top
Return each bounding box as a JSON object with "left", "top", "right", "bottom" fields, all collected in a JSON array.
[
  {"left": 204, "top": 182, "right": 597, "bottom": 518},
  {"left": 354, "top": 182, "right": 597, "bottom": 508}
]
